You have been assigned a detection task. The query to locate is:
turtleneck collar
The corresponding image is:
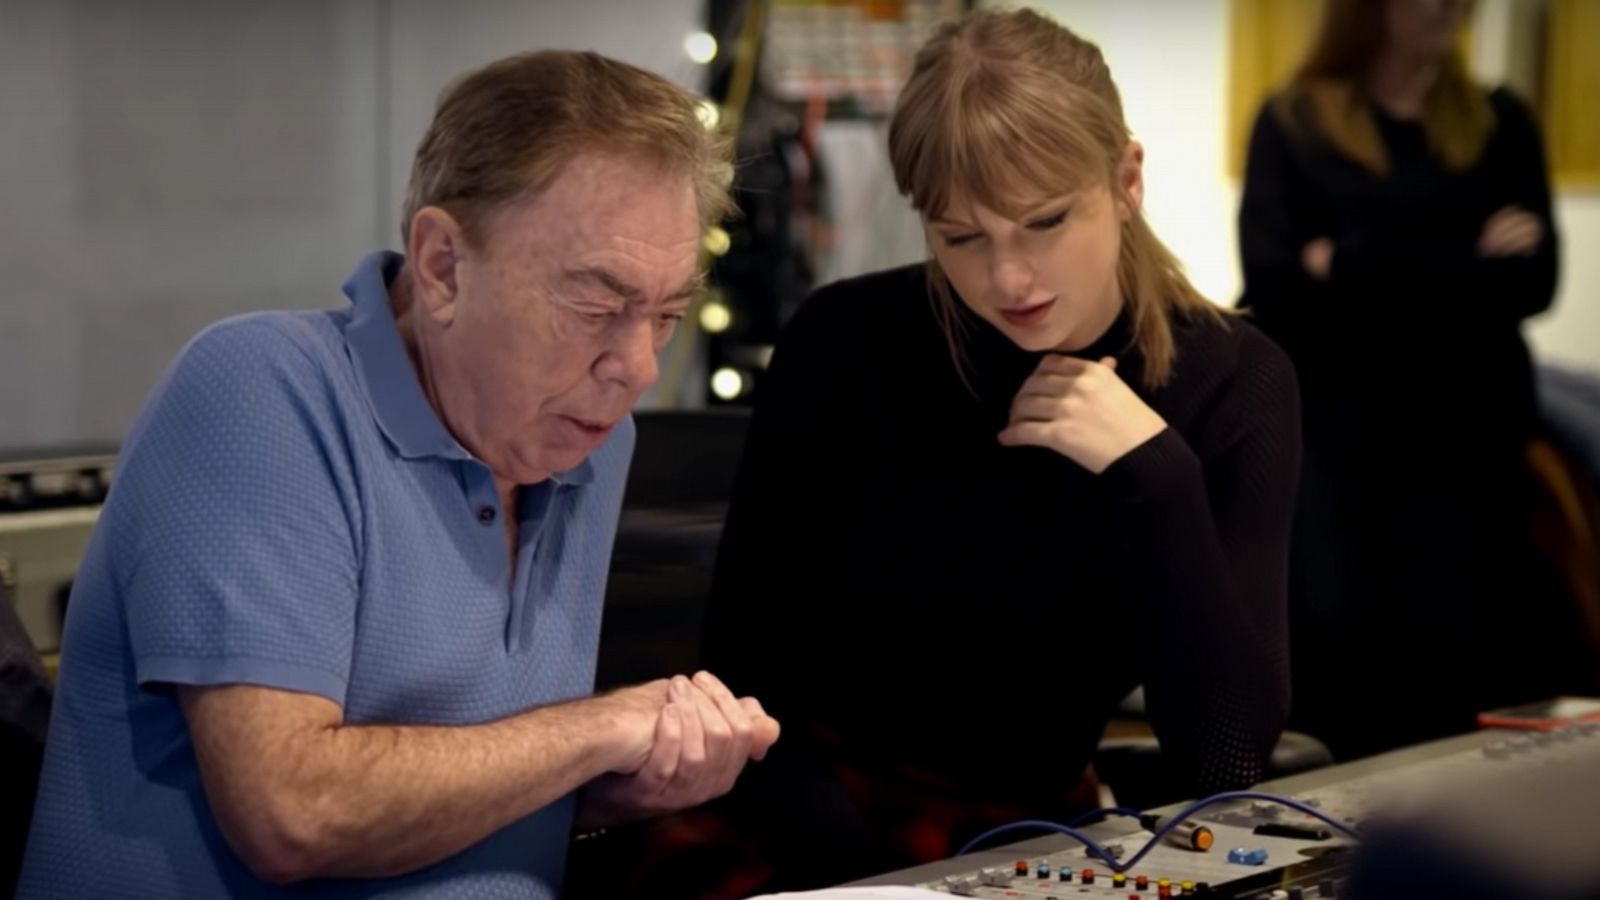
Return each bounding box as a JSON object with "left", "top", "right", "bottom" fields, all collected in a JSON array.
[{"left": 953, "top": 294, "right": 1142, "bottom": 411}]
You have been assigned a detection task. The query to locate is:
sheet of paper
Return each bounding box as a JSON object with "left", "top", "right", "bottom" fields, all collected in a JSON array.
[{"left": 745, "top": 888, "right": 948, "bottom": 900}]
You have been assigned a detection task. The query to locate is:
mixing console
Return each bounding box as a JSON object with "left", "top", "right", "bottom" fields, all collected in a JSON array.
[{"left": 864, "top": 722, "right": 1600, "bottom": 899}]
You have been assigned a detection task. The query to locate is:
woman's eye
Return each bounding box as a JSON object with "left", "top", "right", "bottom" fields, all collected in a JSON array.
[
  {"left": 1028, "top": 210, "right": 1068, "bottom": 231},
  {"left": 942, "top": 233, "right": 981, "bottom": 247}
]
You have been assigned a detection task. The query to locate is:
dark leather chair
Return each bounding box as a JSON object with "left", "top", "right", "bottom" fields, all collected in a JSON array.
[
  {"left": 594, "top": 410, "right": 751, "bottom": 690},
  {"left": 1, "top": 579, "right": 53, "bottom": 897}
]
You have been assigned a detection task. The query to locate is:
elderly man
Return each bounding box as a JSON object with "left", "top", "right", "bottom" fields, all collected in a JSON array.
[{"left": 18, "top": 50, "right": 776, "bottom": 898}]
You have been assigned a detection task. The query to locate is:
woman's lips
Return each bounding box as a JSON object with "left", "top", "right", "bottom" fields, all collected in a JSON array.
[{"left": 999, "top": 298, "right": 1056, "bottom": 328}]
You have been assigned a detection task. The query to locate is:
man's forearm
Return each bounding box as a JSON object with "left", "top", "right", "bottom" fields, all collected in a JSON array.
[
  {"left": 304, "top": 703, "right": 616, "bottom": 877},
  {"left": 184, "top": 686, "right": 637, "bottom": 883}
]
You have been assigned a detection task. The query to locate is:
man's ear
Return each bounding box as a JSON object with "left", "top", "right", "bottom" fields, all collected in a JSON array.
[{"left": 406, "top": 207, "right": 467, "bottom": 326}]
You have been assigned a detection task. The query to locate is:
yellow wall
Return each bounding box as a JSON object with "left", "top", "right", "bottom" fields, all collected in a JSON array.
[
  {"left": 1546, "top": 0, "right": 1600, "bottom": 187},
  {"left": 1226, "top": 0, "right": 1323, "bottom": 178}
]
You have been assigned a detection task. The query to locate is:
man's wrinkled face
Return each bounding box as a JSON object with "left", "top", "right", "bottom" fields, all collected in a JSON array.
[{"left": 424, "top": 153, "right": 702, "bottom": 482}]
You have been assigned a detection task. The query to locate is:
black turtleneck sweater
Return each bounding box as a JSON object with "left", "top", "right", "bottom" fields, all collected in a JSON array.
[{"left": 701, "top": 265, "right": 1299, "bottom": 846}]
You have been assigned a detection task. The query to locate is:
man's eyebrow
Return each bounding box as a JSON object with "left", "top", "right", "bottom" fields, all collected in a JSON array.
[
  {"left": 565, "top": 267, "right": 703, "bottom": 304},
  {"left": 667, "top": 273, "right": 706, "bottom": 302},
  {"left": 565, "top": 266, "right": 642, "bottom": 302}
]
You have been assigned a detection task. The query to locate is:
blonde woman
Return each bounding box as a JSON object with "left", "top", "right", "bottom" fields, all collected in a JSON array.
[
  {"left": 697, "top": 7, "right": 1300, "bottom": 887},
  {"left": 1238, "top": 0, "right": 1569, "bottom": 762}
]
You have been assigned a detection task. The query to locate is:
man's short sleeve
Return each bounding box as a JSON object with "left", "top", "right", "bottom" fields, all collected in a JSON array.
[{"left": 111, "top": 316, "right": 362, "bottom": 707}]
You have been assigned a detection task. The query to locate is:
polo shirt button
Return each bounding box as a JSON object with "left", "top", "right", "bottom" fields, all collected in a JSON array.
[{"left": 477, "top": 506, "right": 496, "bottom": 525}]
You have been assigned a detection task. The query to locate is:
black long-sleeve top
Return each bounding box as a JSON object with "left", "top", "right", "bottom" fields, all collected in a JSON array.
[
  {"left": 1236, "top": 87, "right": 1564, "bottom": 756},
  {"left": 1239, "top": 87, "right": 1557, "bottom": 450},
  {"left": 702, "top": 264, "right": 1300, "bottom": 809}
]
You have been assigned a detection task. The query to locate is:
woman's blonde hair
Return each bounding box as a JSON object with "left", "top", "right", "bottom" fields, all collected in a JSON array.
[
  {"left": 1278, "top": 0, "right": 1493, "bottom": 175},
  {"left": 887, "top": 7, "right": 1222, "bottom": 390}
]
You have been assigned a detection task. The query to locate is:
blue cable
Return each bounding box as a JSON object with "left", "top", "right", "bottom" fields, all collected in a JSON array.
[
  {"left": 957, "top": 790, "right": 1361, "bottom": 875},
  {"left": 1116, "top": 791, "right": 1359, "bottom": 874},
  {"left": 955, "top": 820, "right": 1122, "bottom": 868}
]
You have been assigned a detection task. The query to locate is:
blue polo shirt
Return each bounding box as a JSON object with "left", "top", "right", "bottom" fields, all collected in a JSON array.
[{"left": 18, "top": 252, "right": 633, "bottom": 898}]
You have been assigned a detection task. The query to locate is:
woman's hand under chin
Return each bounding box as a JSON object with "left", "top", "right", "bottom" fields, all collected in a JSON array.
[{"left": 998, "top": 355, "right": 1167, "bottom": 473}]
